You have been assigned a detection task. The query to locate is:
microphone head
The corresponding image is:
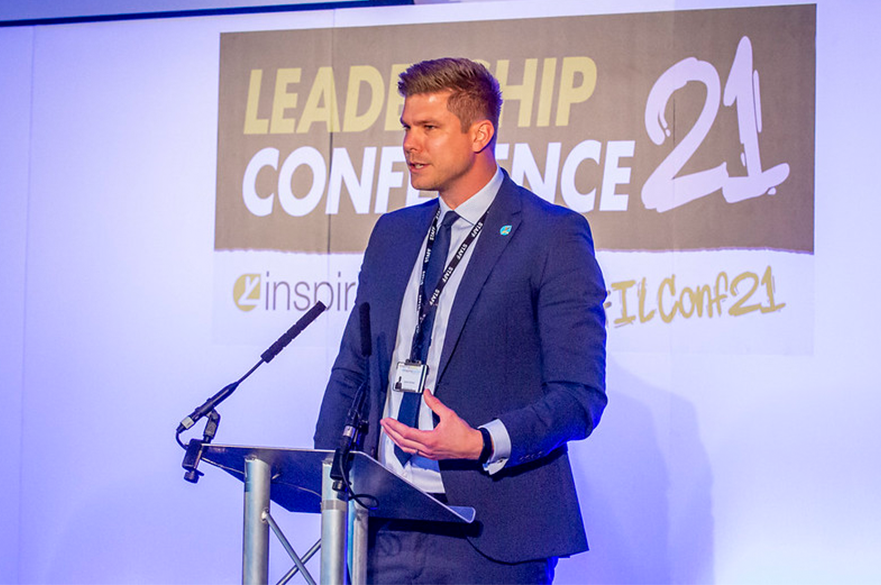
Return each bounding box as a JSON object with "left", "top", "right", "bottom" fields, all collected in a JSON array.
[
  {"left": 261, "top": 301, "right": 327, "bottom": 363},
  {"left": 359, "top": 302, "right": 372, "bottom": 357}
]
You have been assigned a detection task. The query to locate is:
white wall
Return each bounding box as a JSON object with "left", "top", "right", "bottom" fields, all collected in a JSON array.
[
  {"left": 0, "top": 23, "right": 33, "bottom": 585},
  {"left": 1, "top": 1, "right": 879, "bottom": 583}
]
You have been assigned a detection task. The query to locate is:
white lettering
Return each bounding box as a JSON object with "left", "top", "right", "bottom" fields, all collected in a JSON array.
[
  {"left": 278, "top": 146, "right": 326, "bottom": 217},
  {"left": 242, "top": 147, "right": 278, "bottom": 217},
  {"left": 511, "top": 142, "right": 561, "bottom": 203},
  {"left": 599, "top": 140, "right": 634, "bottom": 211},
  {"left": 239, "top": 140, "right": 640, "bottom": 218},
  {"left": 326, "top": 147, "right": 376, "bottom": 214},
  {"left": 561, "top": 139, "right": 601, "bottom": 212},
  {"left": 374, "top": 146, "right": 405, "bottom": 213}
]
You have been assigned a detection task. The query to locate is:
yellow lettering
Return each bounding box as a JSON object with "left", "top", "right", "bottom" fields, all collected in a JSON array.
[
  {"left": 611, "top": 280, "right": 637, "bottom": 327},
  {"left": 693, "top": 284, "right": 715, "bottom": 317},
  {"left": 596, "top": 267, "right": 781, "bottom": 327},
  {"left": 679, "top": 287, "right": 696, "bottom": 318},
  {"left": 384, "top": 63, "right": 410, "bottom": 132},
  {"left": 244, "top": 69, "right": 269, "bottom": 135},
  {"left": 728, "top": 271, "right": 761, "bottom": 316},
  {"left": 658, "top": 275, "right": 676, "bottom": 324},
  {"left": 343, "top": 65, "right": 385, "bottom": 133},
  {"left": 496, "top": 59, "right": 537, "bottom": 128},
  {"left": 270, "top": 68, "right": 301, "bottom": 134},
  {"left": 715, "top": 272, "right": 730, "bottom": 315},
  {"left": 637, "top": 277, "right": 655, "bottom": 323},
  {"left": 298, "top": 67, "right": 340, "bottom": 134},
  {"left": 760, "top": 266, "right": 786, "bottom": 313},
  {"left": 556, "top": 56, "right": 597, "bottom": 126},
  {"left": 536, "top": 58, "right": 557, "bottom": 128}
]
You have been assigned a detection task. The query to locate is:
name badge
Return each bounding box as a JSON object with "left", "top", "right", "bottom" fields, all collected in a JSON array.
[{"left": 393, "top": 361, "right": 428, "bottom": 394}]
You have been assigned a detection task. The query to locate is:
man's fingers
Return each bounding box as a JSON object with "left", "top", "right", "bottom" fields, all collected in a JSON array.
[
  {"left": 423, "top": 389, "right": 451, "bottom": 417},
  {"left": 381, "top": 417, "right": 431, "bottom": 454},
  {"left": 380, "top": 393, "right": 477, "bottom": 461}
]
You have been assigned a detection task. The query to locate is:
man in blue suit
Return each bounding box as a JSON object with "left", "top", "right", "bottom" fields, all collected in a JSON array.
[{"left": 314, "top": 57, "right": 607, "bottom": 584}]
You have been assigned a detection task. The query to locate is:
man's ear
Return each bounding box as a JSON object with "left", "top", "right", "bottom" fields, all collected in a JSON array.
[{"left": 471, "top": 119, "right": 495, "bottom": 153}]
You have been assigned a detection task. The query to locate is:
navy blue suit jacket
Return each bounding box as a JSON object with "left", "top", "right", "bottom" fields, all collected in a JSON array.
[{"left": 314, "top": 171, "right": 607, "bottom": 563}]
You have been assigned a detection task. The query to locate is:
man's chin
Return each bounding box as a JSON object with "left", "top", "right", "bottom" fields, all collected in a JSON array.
[{"left": 409, "top": 179, "right": 436, "bottom": 193}]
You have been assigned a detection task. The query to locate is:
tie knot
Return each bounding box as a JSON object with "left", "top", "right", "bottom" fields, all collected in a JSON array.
[{"left": 440, "top": 211, "right": 459, "bottom": 231}]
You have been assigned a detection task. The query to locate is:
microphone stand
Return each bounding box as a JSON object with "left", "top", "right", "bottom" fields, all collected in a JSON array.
[
  {"left": 177, "top": 360, "right": 264, "bottom": 484},
  {"left": 330, "top": 381, "right": 369, "bottom": 495},
  {"left": 330, "top": 302, "right": 373, "bottom": 498},
  {"left": 177, "top": 302, "right": 327, "bottom": 483},
  {"left": 181, "top": 410, "right": 220, "bottom": 483}
]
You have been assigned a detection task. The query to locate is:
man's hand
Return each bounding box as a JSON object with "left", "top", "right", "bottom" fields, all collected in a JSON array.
[{"left": 380, "top": 390, "right": 483, "bottom": 461}]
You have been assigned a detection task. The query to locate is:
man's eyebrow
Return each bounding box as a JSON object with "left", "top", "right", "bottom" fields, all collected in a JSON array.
[{"left": 402, "top": 116, "right": 441, "bottom": 127}]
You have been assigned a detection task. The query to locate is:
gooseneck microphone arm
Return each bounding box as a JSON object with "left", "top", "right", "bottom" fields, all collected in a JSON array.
[
  {"left": 177, "top": 302, "right": 327, "bottom": 483},
  {"left": 176, "top": 301, "right": 327, "bottom": 437}
]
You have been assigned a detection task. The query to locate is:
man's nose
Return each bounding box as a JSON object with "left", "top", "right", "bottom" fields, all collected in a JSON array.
[{"left": 403, "top": 130, "right": 419, "bottom": 153}]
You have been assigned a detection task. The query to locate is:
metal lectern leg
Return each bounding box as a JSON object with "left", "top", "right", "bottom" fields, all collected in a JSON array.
[
  {"left": 243, "top": 456, "right": 271, "bottom": 585},
  {"left": 349, "top": 500, "right": 369, "bottom": 585},
  {"left": 321, "top": 458, "right": 348, "bottom": 585}
]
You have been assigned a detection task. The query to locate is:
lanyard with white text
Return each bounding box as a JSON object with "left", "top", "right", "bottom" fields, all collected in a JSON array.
[{"left": 410, "top": 207, "right": 489, "bottom": 359}]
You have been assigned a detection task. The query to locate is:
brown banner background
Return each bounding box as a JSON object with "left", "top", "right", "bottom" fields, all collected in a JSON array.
[{"left": 215, "top": 5, "right": 815, "bottom": 253}]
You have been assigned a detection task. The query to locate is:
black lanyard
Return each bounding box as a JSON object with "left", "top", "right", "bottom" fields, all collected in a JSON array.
[{"left": 410, "top": 207, "right": 489, "bottom": 358}]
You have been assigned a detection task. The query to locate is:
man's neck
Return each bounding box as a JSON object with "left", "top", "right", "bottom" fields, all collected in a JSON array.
[
  {"left": 439, "top": 166, "right": 502, "bottom": 219},
  {"left": 439, "top": 158, "right": 498, "bottom": 209}
]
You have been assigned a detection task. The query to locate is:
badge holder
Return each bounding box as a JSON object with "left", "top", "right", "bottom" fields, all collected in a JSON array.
[{"left": 393, "top": 360, "right": 429, "bottom": 394}]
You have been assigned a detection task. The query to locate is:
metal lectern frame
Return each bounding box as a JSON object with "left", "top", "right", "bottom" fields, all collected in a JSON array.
[{"left": 198, "top": 445, "right": 475, "bottom": 585}]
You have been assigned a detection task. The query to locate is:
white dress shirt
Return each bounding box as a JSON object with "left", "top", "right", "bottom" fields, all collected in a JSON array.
[{"left": 379, "top": 168, "right": 511, "bottom": 493}]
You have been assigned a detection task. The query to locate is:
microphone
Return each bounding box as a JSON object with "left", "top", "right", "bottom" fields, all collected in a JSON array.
[
  {"left": 359, "top": 302, "right": 372, "bottom": 358},
  {"left": 262, "top": 301, "right": 327, "bottom": 363},
  {"left": 343, "top": 303, "right": 372, "bottom": 440},
  {"left": 177, "top": 382, "right": 237, "bottom": 434},
  {"left": 331, "top": 302, "right": 372, "bottom": 492},
  {"left": 177, "top": 301, "right": 327, "bottom": 434}
]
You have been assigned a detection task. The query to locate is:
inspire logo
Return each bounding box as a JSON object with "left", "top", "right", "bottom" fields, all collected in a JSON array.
[
  {"left": 233, "top": 273, "right": 261, "bottom": 311},
  {"left": 232, "top": 271, "right": 359, "bottom": 313}
]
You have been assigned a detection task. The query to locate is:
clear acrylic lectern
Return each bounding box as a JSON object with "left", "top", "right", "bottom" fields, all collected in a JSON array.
[{"left": 197, "top": 445, "right": 475, "bottom": 585}]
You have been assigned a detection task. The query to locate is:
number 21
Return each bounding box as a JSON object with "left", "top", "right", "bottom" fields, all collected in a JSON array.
[{"left": 642, "top": 36, "right": 790, "bottom": 213}]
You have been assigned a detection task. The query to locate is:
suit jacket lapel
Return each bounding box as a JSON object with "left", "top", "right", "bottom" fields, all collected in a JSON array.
[
  {"left": 437, "top": 175, "right": 522, "bottom": 380},
  {"left": 374, "top": 200, "right": 438, "bottom": 387}
]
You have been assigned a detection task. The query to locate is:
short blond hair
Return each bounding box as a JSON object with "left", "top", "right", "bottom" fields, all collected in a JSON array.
[{"left": 398, "top": 57, "right": 502, "bottom": 136}]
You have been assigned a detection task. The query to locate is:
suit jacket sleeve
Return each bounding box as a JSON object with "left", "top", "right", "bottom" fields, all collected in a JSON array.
[{"left": 496, "top": 209, "right": 607, "bottom": 467}]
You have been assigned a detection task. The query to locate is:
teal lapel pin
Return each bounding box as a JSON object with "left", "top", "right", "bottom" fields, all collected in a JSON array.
[{"left": 499, "top": 225, "right": 512, "bottom": 236}]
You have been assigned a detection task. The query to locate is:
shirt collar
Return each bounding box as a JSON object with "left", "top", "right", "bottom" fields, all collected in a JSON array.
[{"left": 438, "top": 167, "right": 503, "bottom": 226}]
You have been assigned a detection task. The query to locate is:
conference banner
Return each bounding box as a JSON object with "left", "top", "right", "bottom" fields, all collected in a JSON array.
[{"left": 212, "top": 4, "right": 816, "bottom": 353}]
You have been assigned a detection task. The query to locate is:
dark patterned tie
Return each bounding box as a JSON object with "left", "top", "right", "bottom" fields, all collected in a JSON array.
[{"left": 395, "top": 210, "right": 459, "bottom": 464}]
